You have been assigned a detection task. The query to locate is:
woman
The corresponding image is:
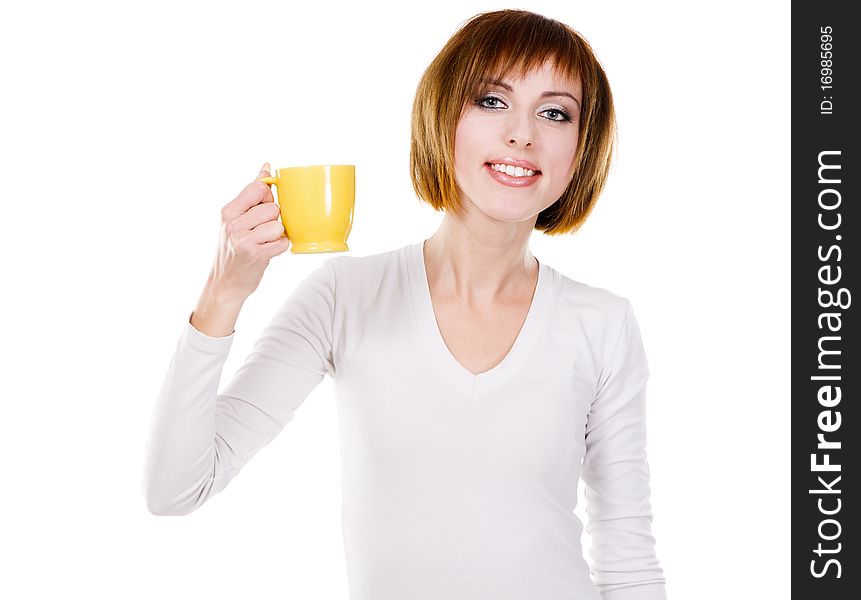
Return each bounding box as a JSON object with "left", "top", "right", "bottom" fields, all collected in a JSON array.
[{"left": 144, "top": 9, "right": 667, "bottom": 600}]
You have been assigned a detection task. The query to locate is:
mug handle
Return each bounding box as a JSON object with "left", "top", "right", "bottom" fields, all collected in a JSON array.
[{"left": 255, "top": 175, "right": 287, "bottom": 237}]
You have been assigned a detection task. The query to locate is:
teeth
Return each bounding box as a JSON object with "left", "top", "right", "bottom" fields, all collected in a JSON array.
[{"left": 490, "top": 163, "right": 536, "bottom": 177}]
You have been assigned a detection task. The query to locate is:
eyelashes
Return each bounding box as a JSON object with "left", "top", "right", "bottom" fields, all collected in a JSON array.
[{"left": 473, "top": 94, "right": 574, "bottom": 124}]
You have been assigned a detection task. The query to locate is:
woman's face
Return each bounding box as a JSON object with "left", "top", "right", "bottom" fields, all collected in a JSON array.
[{"left": 453, "top": 60, "right": 582, "bottom": 224}]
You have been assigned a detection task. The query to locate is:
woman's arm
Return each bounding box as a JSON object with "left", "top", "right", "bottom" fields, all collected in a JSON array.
[
  {"left": 581, "top": 298, "right": 667, "bottom": 600},
  {"left": 142, "top": 258, "right": 338, "bottom": 516}
]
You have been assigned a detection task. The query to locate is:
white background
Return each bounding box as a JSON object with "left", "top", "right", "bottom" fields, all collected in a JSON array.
[{"left": 0, "top": 0, "right": 789, "bottom": 598}]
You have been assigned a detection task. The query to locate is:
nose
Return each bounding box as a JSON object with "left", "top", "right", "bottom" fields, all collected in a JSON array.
[{"left": 505, "top": 109, "right": 535, "bottom": 149}]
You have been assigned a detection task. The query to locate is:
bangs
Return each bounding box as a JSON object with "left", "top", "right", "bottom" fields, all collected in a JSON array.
[{"left": 454, "top": 13, "right": 590, "bottom": 106}]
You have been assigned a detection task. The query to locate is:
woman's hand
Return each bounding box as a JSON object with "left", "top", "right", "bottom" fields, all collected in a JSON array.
[
  {"left": 190, "top": 163, "right": 290, "bottom": 337},
  {"left": 206, "top": 163, "right": 291, "bottom": 303}
]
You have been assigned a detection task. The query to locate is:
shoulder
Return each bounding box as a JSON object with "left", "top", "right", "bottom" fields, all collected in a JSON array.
[
  {"left": 325, "top": 244, "right": 408, "bottom": 285},
  {"left": 548, "top": 265, "right": 631, "bottom": 328},
  {"left": 545, "top": 265, "right": 646, "bottom": 385},
  {"left": 315, "top": 244, "right": 416, "bottom": 314},
  {"left": 542, "top": 263, "right": 637, "bottom": 367}
]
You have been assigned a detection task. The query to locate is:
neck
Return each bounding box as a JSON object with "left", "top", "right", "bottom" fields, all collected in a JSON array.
[{"left": 422, "top": 216, "right": 538, "bottom": 305}]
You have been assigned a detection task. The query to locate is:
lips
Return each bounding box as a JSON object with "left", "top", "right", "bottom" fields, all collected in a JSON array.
[
  {"left": 486, "top": 157, "right": 541, "bottom": 172},
  {"left": 483, "top": 162, "right": 541, "bottom": 187}
]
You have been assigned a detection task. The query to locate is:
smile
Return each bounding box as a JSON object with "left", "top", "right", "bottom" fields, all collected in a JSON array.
[{"left": 484, "top": 162, "right": 541, "bottom": 187}]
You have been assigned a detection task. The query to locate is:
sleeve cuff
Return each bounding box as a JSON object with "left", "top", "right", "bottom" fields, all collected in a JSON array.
[
  {"left": 600, "top": 582, "right": 667, "bottom": 600},
  {"left": 183, "top": 311, "right": 235, "bottom": 353}
]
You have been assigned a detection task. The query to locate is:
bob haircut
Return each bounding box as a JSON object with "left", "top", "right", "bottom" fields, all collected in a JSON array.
[{"left": 410, "top": 9, "right": 616, "bottom": 235}]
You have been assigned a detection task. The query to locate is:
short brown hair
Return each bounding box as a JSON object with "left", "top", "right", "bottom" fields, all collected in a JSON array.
[{"left": 409, "top": 9, "right": 616, "bottom": 235}]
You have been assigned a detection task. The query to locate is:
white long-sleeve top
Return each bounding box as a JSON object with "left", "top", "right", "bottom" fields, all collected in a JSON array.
[{"left": 143, "top": 240, "right": 666, "bottom": 600}]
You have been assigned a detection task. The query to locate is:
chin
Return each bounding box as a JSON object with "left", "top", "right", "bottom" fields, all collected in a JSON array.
[
  {"left": 459, "top": 186, "right": 546, "bottom": 223},
  {"left": 476, "top": 203, "right": 539, "bottom": 224}
]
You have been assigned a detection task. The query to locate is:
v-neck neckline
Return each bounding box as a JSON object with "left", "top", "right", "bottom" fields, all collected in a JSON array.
[{"left": 406, "top": 239, "right": 554, "bottom": 401}]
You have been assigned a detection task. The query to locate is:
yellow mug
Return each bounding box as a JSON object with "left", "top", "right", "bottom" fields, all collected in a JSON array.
[{"left": 257, "top": 164, "right": 355, "bottom": 253}]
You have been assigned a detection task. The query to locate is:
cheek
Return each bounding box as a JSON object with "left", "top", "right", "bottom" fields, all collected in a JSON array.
[
  {"left": 555, "top": 141, "right": 578, "bottom": 164},
  {"left": 557, "top": 132, "right": 580, "bottom": 178},
  {"left": 454, "top": 117, "right": 488, "bottom": 162},
  {"left": 453, "top": 118, "right": 468, "bottom": 148},
  {"left": 563, "top": 127, "right": 580, "bottom": 158}
]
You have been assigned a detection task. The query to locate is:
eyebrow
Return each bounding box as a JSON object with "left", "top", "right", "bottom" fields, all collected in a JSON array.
[{"left": 482, "top": 78, "right": 581, "bottom": 110}]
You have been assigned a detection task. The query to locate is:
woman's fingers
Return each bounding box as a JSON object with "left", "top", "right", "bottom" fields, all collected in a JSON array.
[{"left": 222, "top": 162, "right": 275, "bottom": 221}]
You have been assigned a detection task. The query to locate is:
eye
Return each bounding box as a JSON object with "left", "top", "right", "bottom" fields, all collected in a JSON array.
[
  {"left": 475, "top": 95, "right": 506, "bottom": 110},
  {"left": 541, "top": 108, "right": 574, "bottom": 123}
]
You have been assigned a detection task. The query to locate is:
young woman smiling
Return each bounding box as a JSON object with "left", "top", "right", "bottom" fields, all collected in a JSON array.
[{"left": 145, "top": 9, "right": 666, "bottom": 600}]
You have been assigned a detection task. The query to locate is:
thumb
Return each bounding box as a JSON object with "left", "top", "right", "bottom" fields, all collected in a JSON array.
[{"left": 259, "top": 162, "right": 271, "bottom": 177}]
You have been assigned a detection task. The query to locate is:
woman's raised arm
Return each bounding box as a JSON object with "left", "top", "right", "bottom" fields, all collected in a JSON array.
[
  {"left": 142, "top": 162, "right": 337, "bottom": 515},
  {"left": 142, "top": 258, "right": 337, "bottom": 516}
]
